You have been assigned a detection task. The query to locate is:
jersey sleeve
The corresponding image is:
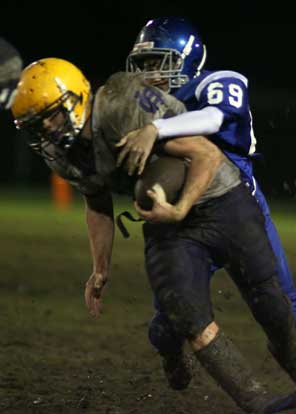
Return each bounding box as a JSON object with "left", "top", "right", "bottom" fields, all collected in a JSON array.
[
  {"left": 197, "top": 75, "right": 250, "bottom": 121},
  {"left": 196, "top": 73, "right": 256, "bottom": 154}
]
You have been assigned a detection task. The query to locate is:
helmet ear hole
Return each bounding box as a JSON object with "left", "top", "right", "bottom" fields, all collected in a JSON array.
[{"left": 191, "top": 59, "right": 199, "bottom": 69}]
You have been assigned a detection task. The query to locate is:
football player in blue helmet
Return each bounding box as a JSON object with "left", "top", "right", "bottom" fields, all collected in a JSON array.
[
  {"left": 119, "top": 15, "right": 296, "bottom": 393},
  {"left": 0, "top": 37, "right": 22, "bottom": 111},
  {"left": 126, "top": 17, "right": 207, "bottom": 92}
]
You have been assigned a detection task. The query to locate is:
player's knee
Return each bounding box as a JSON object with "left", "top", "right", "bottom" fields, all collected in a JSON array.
[
  {"left": 244, "top": 276, "right": 289, "bottom": 311},
  {"left": 243, "top": 276, "right": 294, "bottom": 341},
  {"left": 148, "top": 312, "right": 185, "bottom": 355},
  {"left": 158, "top": 290, "right": 213, "bottom": 340},
  {"left": 189, "top": 321, "right": 219, "bottom": 351}
]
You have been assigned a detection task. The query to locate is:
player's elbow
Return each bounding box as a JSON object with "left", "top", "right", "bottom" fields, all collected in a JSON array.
[
  {"left": 203, "top": 106, "right": 224, "bottom": 134},
  {"left": 192, "top": 137, "right": 224, "bottom": 165},
  {"left": 84, "top": 191, "right": 114, "bottom": 218},
  {"left": 189, "top": 146, "right": 223, "bottom": 180}
]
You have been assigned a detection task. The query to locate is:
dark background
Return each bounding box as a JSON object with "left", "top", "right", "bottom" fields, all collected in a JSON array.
[{"left": 0, "top": 1, "right": 295, "bottom": 198}]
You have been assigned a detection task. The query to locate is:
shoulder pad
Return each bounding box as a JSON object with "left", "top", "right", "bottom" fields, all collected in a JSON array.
[{"left": 195, "top": 70, "right": 248, "bottom": 100}]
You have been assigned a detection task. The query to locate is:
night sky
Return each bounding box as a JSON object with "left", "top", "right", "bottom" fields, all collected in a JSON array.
[
  {"left": 0, "top": 2, "right": 295, "bottom": 194},
  {"left": 1, "top": 2, "right": 295, "bottom": 88}
]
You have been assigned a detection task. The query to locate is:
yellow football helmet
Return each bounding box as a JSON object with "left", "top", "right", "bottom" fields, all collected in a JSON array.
[{"left": 12, "top": 57, "right": 92, "bottom": 156}]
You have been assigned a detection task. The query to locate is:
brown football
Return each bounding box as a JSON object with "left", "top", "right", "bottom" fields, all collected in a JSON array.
[{"left": 134, "top": 155, "right": 187, "bottom": 210}]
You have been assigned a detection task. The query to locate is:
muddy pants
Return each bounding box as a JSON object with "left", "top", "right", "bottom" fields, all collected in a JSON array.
[{"left": 143, "top": 183, "right": 295, "bottom": 357}]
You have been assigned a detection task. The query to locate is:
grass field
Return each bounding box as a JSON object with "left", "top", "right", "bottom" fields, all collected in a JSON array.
[{"left": 0, "top": 188, "right": 295, "bottom": 414}]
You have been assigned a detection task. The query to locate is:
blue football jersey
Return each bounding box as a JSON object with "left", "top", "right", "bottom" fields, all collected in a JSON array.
[{"left": 174, "top": 70, "right": 258, "bottom": 191}]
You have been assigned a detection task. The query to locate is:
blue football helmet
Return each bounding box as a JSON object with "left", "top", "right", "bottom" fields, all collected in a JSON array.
[{"left": 126, "top": 17, "right": 206, "bottom": 90}]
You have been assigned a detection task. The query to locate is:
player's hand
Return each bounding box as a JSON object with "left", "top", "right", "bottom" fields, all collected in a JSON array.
[
  {"left": 84, "top": 272, "right": 107, "bottom": 318},
  {"left": 116, "top": 124, "right": 158, "bottom": 176},
  {"left": 134, "top": 188, "right": 186, "bottom": 223}
]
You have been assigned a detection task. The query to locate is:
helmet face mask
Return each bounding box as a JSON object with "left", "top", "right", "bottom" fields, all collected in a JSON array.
[
  {"left": 127, "top": 48, "right": 187, "bottom": 90},
  {"left": 126, "top": 17, "right": 207, "bottom": 91},
  {"left": 16, "top": 90, "right": 82, "bottom": 160},
  {"left": 12, "top": 58, "right": 92, "bottom": 160}
]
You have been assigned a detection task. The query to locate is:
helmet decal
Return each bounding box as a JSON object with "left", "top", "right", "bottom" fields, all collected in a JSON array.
[{"left": 181, "top": 35, "right": 195, "bottom": 58}]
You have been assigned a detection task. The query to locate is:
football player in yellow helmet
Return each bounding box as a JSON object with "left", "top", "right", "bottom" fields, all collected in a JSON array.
[
  {"left": 0, "top": 37, "right": 22, "bottom": 110},
  {"left": 11, "top": 60, "right": 296, "bottom": 414},
  {"left": 12, "top": 57, "right": 92, "bottom": 159}
]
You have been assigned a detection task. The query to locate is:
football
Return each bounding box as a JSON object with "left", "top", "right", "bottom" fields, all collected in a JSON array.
[{"left": 134, "top": 155, "right": 187, "bottom": 210}]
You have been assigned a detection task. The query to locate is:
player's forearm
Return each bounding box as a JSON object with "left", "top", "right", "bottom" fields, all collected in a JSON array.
[
  {"left": 152, "top": 106, "right": 224, "bottom": 140},
  {"left": 175, "top": 152, "right": 222, "bottom": 216},
  {"left": 164, "top": 136, "right": 223, "bottom": 218},
  {"left": 86, "top": 205, "right": 114, "bottom": 275},
  {"left": 85, "top": 194, "right": 114, "bottom": 276}
]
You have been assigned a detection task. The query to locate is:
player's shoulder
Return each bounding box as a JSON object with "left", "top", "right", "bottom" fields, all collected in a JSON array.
[
  {"left": 93, "top": 71, "right": 145, "bottom": 118},
  {"left": 96, "top": 71, "right": 161, "bottom": 109},
  {"left": 103, "top": 71, "right": 147, "bottom": 92},
  {"left": 195, "top": 70, "right": 249, "bottom": 99}
]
